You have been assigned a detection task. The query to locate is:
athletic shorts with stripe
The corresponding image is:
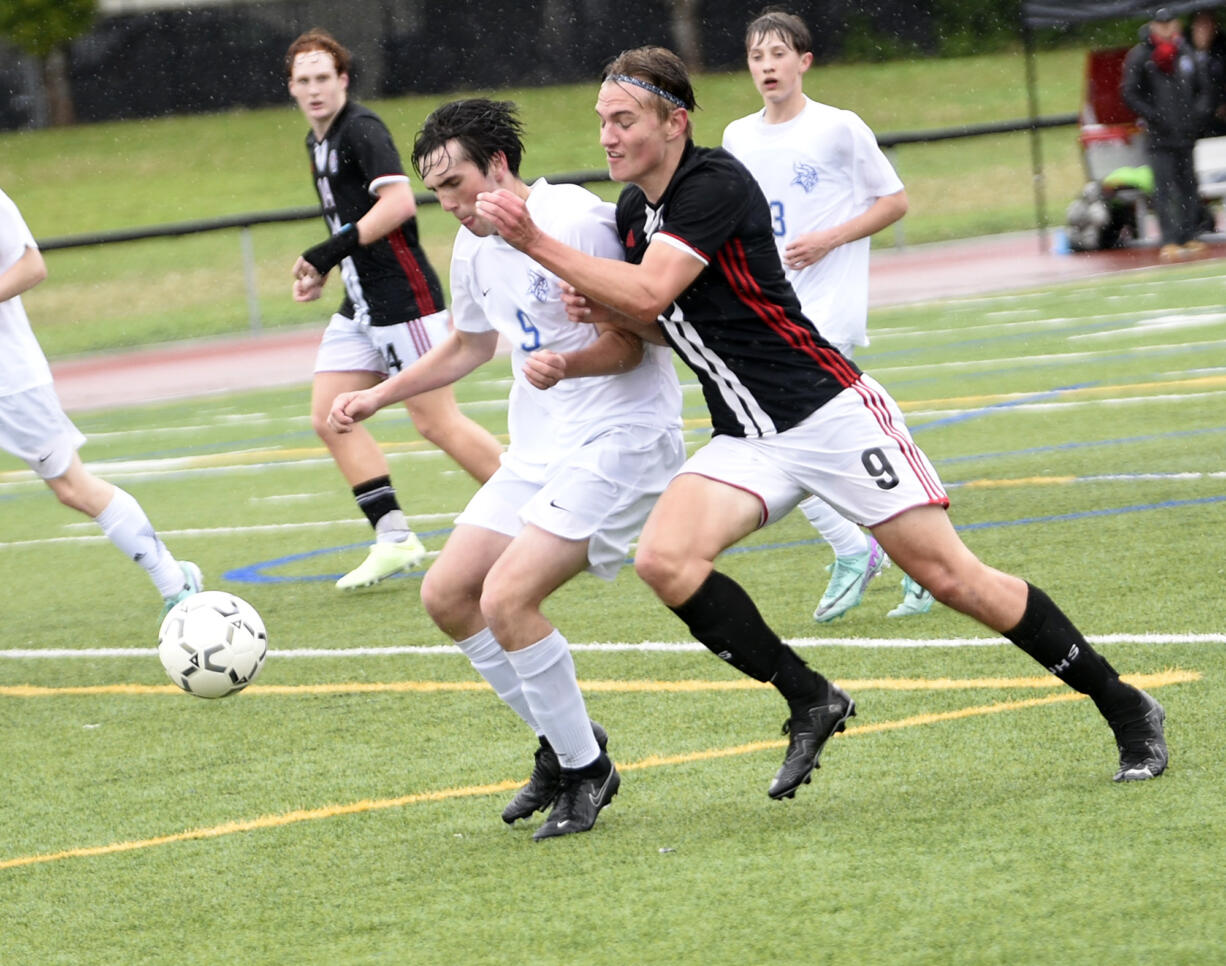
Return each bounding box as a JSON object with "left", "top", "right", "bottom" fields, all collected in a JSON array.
[
  {"left": 679, "top": 373, "right": 949, "bottom": 528},
  {"left": 314, "top": 309, "right": 452, "bottom": 376}
]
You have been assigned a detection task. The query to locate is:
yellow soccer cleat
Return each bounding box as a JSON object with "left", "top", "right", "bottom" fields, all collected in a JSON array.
[{"left": 335, "top": 535, "right": 427, "bottom": 590}]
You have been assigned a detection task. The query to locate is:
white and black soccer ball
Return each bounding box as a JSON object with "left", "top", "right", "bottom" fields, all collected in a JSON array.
[{"left": 158, "top": 591, "right": 268, "bottom": 699}]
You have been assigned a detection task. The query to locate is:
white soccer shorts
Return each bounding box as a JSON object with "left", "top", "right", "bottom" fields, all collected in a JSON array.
[
  {"left": 455, "top": 422, "right": 685, "bottom": 580},
  {"left": 678, "top": 374, "right": 949, "bottom": 528},
  {"left": 0, "top": 383, "right": 87, "bottom": 479},
  {"left": 314, "top": 309, "right": 452, "bottom": 376}
]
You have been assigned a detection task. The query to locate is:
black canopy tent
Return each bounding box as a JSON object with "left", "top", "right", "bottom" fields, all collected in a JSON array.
[{"left": 1020, "top": 0, "right": 1226, "bottom": 247}]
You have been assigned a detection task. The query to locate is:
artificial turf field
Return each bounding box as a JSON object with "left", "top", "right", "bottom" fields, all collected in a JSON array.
[{"left": 2, "top": 259, "right": 1225, "bottom": 964}]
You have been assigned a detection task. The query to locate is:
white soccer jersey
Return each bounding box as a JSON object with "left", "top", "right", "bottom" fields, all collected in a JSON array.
[
  {"left": 0, "top": 188, "right": 53, "bottom": 397},
  {"left": 449, "top": 180, "right": 681, "bottom": 473},
  {"left": 722, "top": 97, "right": 903, "bottom": 349}
]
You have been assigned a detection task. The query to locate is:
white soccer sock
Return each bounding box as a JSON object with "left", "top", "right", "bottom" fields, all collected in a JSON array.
[
  {"left": 94, "top": 487, "right": 184, "bottom": 597},
  {"left": 374, "top": 510, "right": 411, "bottom": 544},
  {"left": 504, "top": 629, "right": 600, "bottom": 769},
  {"left": 799, "top": 495, "right": 869, "bottom": 558},
  {"left": 454, "top": 627, "right": 540, "bottom": 733}
]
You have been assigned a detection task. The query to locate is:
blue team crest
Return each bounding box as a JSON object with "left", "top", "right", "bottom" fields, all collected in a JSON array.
[
  {"left": 791, "top": 160, "right": 820, "bottom": 193},
  {"left": 527, "top": 269, "right": 551, "bottom": 302}
]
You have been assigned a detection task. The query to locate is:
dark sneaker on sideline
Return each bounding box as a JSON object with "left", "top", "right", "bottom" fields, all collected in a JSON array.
[
  {"left": 1110, "top": 692, "right": 1168, "bottom": 782},
  {"left": 501, "top": 721, "right": 608, "bottom": 824},
  {"left": 533, "top": 757, "right": 621, "bottom": 841},
  {"left": 769, "top": 685, "right": 856, "bottom": 800}
]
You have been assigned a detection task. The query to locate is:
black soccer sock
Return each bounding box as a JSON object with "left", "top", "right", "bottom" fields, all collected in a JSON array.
[
  {"left": 669, "top": 570, "right": 828, "bottom": 708},
  {"left": 352, "top": 475, "right": 401, "bottom": 531},
  {"left": 1003, "top": 583, "right": 1140, "bottom": 718}
]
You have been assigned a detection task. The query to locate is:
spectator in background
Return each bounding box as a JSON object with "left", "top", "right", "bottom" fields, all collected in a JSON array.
[
  {"left": 0, "top": 186, "right": 202, "bottom": 622},
  {"left": 1191, "top": 8, "right": 1226, "bottom": 135},
  {"left": 1190, "top": 9, "right": 1226, "bottom": 232},
  {"left": 1121, "top": 8, "right": 1213, "bottom": 260},
  {"left": 286, "top": 29, "right": 503, "bottom": 591}
]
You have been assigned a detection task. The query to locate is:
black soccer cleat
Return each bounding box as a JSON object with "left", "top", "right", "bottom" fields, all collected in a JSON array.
[
  {"left": 1109, "top": 691, "right": 1168, "bottom": 782},
  {"left": 533, "top": 756, "right": 621, "bottom": 841},
  {"left": 768, "top": 685, "right": 856, "bottom": 800},
  {"left": 501, "top": 721, "right": 609, "bottom": 824}
]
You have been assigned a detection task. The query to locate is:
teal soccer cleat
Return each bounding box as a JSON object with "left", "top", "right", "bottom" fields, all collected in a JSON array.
[
  {"left": 813, "top": 538, "right": 887, "bottom": 622},
  {"left": 160, "top": 561, "right": 203, "bottom": 622},
  {"left": 887, "top": 574, "right": 934, "bottom": 617}
]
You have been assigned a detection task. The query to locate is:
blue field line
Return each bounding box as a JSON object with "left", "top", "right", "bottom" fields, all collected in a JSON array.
[
  {"left": 222, "top": 494, "right": 1226, "bottom": 585},
  {"left": 907, "top": 382, "right": 1098, "bottom": 432},
  {"left": 950, "top": 494, "right": 1226, "bottom": 531},
  {"left": 223, "top": 528, "right": 452, "bottom": 584}
]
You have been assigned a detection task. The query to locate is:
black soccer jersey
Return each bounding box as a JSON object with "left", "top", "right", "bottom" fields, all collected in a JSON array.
[
  {"left": 306, "top": 101, "right": 445, "bottom": 326},
  {"left": 615, "top": 142, "right": 861, "bottom": 438}
]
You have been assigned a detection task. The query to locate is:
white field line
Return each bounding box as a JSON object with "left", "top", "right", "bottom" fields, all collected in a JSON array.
[
  {"left": 913, "top": 272, "right": 1223, "bottom": 310},
  {"left": 869, "top": 336, "right": 1226, "bottom": 378},
  {"left": 2, "top": 633, "right": 1223, "bottom": 659},
  {"left": 0, "top": 511, "right": 458, "bottom": 549}
]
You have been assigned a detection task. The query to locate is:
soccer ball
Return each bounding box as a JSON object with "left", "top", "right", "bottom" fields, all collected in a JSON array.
[{"left": 158, "top": 591, "right": 268, "bottom": 698}]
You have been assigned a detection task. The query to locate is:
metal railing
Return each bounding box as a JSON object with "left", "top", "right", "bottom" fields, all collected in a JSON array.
[{"left": 37, "top": 114, "right": 1080, "bottom": 332}]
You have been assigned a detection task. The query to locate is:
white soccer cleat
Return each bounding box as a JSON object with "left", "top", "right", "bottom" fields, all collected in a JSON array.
[{"left": 335, "top": 535, "right": 427, "bottom": 590}]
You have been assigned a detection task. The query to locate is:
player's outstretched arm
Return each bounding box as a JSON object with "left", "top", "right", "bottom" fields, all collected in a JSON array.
[
  {"left": 327, "top": 327, "right": 499, "bottom": 432},
  {"left": 0, "top": 245, "right": 47, "bottom": 303}
]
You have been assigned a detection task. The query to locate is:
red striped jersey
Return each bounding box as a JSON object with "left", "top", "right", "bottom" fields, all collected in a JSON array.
[
  {"left": 615, "top": 142, "right": 860, "bottom": 438},
  {"left": 305, "top": 102, "right": 445, "bottom": 326}
]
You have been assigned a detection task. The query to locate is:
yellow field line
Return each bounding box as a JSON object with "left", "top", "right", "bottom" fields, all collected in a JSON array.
[
  {"left": 0, "top": 671, "right": 1193, "bottom": 872},
  {"left": 908, "top": 373, "right": 1226, "bottom": 409},
  {"left": 0, "top": 669, "right": 1196, "bottom": 699}
]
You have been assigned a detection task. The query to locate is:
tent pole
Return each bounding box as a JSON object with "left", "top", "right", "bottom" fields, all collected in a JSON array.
[{"left": 1023, "top": 22, "right": 1049, "bottom": 254}]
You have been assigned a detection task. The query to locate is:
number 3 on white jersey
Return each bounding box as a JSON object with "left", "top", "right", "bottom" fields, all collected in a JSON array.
[{"left": 769, "top": 200, "right": 786, "bottom": 237}]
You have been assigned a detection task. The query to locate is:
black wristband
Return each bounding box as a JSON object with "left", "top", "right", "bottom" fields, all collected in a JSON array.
[{"left": 302, "top": 222, "right": 359, "bottom": 274}]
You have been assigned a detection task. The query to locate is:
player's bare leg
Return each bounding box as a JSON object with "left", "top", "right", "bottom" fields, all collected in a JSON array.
[
  {"left": 872, "top": 504, "right": 1167, "bottom": 781},
  {"left": 312, "top": 370, "right": 425, "bottom": 588},
  {"left": 635, "top": 474, "right": 855, "bottom": 799},
  {"left": 400, "top": 384, "right": 502, "bottom": 484},
  {"left": 869, "top": 504, "right": 1026, "bottom": 630},
  {"left": 421, "top": 523, "right": 513, "bottom": 641},
  {"left": 311, "top": 369, "right": 389, "bottom": 484}
]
